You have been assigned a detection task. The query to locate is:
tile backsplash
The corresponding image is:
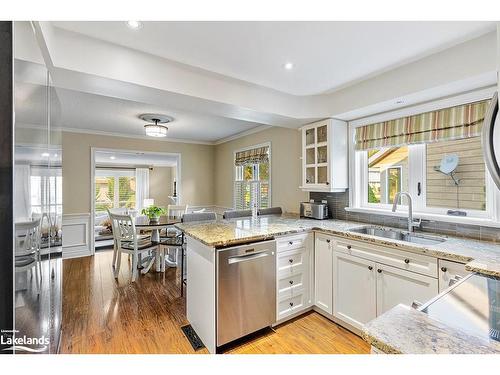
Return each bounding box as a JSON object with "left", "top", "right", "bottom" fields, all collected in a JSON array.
[{"left": 309, "top": 191, "right": 500, "bottom": 243}]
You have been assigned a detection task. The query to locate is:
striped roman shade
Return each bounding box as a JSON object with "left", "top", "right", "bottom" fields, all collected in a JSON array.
[
  {"left": 235, "top": 146, "right": 269, "bottom": 166},
  {"left": 354, "top": 99, "right": 490, "bottom": 151}
]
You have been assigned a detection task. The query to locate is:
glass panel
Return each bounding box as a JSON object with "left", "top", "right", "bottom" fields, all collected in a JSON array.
[
  {"left": 306, "top": 148, "right": 315, "bottom": 165},
  {"left": 367, "top": 146, "right": 408, "bottom": 205},
  {"left": 306, "top": 167, "right": 316, "bottom": 184},
  {"left": 243, "top": 165, "right": 254, "bottom": 181},
  {"left": 318, "top": 166, "right": 328, "bottom": 184},
  {"left": 305, "top": 128, "right": 315, "bottom": 145},
  {"left": 118, "top": 176, "right": 136, "bottom": 208},
  {"left": 317, "top": 125, "right": 327, "bottom": 143},
  {"left": 13, "top": 22, "right": 62, "bottom": 353},
  {"left": 426, "top": 137, "right": 486, "bottom": 211},
  {"left": 317, "top": 145, "right": 328, "bottom": 164},
  {"left": 95, "top": 176, "right": 115, "bottom": 211},
  {"left": 258, "top": 163, "right": 269, "bottom": 181}
]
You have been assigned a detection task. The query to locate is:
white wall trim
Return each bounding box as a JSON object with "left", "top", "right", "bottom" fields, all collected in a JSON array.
[
  {"left": 214, "top": 125, "right": 272, "bottom": 145},
  {"left": 62, "top": 213, "right": 92, "bottom": 259}
]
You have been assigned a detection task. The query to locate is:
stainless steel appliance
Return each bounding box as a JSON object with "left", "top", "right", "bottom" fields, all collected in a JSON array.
[
  {"left": 420, "top": 273, "right": 500, "bottom": 342},
  {"left": 216, "top": 240, "right": 276, "bottom": 347},
  {"left": 483, "top": 92, "right": 500, "bottom": 191},
  {"left": 300, "top": 202, "right": 328, "bottom": 219}
]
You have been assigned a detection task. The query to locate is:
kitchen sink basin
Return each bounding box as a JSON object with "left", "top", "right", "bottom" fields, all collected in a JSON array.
[{"left": 349, "top": 226, "right": 446, "bottom": 245}]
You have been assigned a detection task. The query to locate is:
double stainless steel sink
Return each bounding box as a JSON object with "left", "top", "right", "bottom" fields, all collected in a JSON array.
[{"left": 349, "top": 226, "right": 446, "bottom": 245}]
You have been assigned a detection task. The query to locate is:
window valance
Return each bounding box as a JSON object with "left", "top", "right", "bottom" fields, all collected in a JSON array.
[
  {"left": 354, "top": 99, "right": 490, "bottom": 151},
  {"left": 235, "top": 146, "right": 269, "bottom": 166}
]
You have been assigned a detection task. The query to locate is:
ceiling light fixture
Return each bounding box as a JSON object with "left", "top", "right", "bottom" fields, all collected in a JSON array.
[
  {"left": 140, "top": 114, "right": 173, "bottom": 138},
  {"left": 284, "top": 62, "right": 294, "bottom": 70},
  {"left": 126, "top": 21, "right": 142, "bottom": 30},
  {"left": 41, "top": 152, "right": 50, "bottom": 157},
  {"left": 110, "top": 156, "right": 116, "bottom": 160}
]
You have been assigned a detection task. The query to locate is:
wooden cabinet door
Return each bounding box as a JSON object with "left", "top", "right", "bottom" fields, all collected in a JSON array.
[
  {"left": 314, "top": 234, "right": 333, "bottom": 314},
  {"left": 333, "top": 252, "right": 376, "bottom": 330},
  {"left": 376, "top": 263, "right": 438, "bottom": 316}
]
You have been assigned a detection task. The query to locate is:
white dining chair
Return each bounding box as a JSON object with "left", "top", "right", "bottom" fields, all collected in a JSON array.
[
  {"left": 15, "top": 219, "right": 42, "bottom": 295},
  {"left": 108, "top": 212, "right": 158, "bottom": 282}
]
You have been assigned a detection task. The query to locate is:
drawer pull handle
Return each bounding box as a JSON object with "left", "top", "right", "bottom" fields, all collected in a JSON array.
[
  {"left": 326, "top": 239, "right": 331, "bottom": 243},
  {"left": 441, "top": 267, "right": 447, "bottom": 272},
  {"left": 377, "top": 269, "right": 382, "bottom": 273},
  {"left": 347, "top": 245, "right": 352, "bottom": 249},
  {"left": 368, "top": 266, "right": 373, "bottom": 271},
  {"left": 289, "top": 302, "right": 294, "bottom": 307},
  {"left": 404, "top": 258, "right": 410, "bottom": 264},
  {"left": 288, "top": 241, "right": 293, "bottom": 245},
  {"left": 289, "top": 259, "right": 293, "bottom": 264},
  {"left": 289, "top": 280, "right": 294, "bottom": 285}
]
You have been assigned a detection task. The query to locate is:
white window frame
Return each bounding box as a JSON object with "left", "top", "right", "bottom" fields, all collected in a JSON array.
[
  {"left": 233, "top": 142, "right": 272, "bottom": 210},
  {"left": 348, "top": 88, "right": 500, "bottom": 227}
]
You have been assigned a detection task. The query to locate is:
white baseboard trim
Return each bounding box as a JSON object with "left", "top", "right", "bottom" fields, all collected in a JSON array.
[{"left": 62, "top": 213, "right": 92, "bottom": 259}]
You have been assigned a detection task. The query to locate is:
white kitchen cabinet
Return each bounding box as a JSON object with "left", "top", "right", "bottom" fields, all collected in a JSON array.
[
  {"left": 300, "top": 119, "right": 348, "bottom": 192},
  {"left": 333, "top": 252, "right": 377, "bottom": 330},
  {"left": 314, "top": 233, "right": 333, "bottom": 314},
  {"left": 376, "top": 263, "right": 438, "bottom": 316},
  {"left": 276, "top": 233, "right": 313, "bottom": 322},
  {"left": 438, "top": 259, "right": 469, "bottom": 292}
]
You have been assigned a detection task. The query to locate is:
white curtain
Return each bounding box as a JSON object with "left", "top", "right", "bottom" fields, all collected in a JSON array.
[
  {"left": 14, "top": 164, "right": 31, "bottom": 221},
  {"left": 135, "top": 168, "right": 150, "bottom": 213}
]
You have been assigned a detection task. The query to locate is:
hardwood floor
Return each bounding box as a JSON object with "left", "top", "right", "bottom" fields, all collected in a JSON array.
[{"left": 60, "top": 250, "right": 369, "bottom": 354}]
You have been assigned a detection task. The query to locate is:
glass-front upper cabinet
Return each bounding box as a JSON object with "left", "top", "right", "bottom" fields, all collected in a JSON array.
[{"left": 300, "top": 119, "right": 348, "bottom": 192}]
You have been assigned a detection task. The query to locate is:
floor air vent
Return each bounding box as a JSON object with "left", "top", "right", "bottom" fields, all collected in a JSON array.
[{"left": 181, "top": 324, "right": 205, "bottom": 351}]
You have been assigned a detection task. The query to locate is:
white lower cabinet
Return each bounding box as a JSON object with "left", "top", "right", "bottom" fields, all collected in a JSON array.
[
  {"left": 438, "top": 259, "right": 469, "bottom": 292},
  {"left": 375, "top": 263, "right": 438, "bottom": 316},
  {"left": 314, "top": 233, "right": 333, "bottom": 314},
  {"left": 276, "top": 233, "right": 313, "bottom": 322},
  {"left": 333, "top": 252, "right": 376, "bottom": 330}
]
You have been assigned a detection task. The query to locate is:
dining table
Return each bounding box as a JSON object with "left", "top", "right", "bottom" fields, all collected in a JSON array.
[{"left": 133, "top": 215, "right": 182, "bottom": 273}]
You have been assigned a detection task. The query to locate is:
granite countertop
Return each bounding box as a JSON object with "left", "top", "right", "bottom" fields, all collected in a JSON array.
[
  {"left": 362, "top": 304, "right": 500, "bottom": 354},
  {"left": 176, "top": 214, "right": 500, "bottom": 278},
  {"left": 177, "top": 214, "right": 500, "bottom": 354}
]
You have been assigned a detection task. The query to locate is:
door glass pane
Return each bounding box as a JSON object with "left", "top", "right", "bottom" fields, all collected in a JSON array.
[
  {"left": 305, "top": 128, "right": 315, "bottom": 145},
  {"left": 317, "top": 146, "right": 328, "bottom": 164},
  {"left": 306, "top": 167, "right": 315, "bottom": 184},
  {"left": 306, "top": 148, "right": 315, "bottom": 165},
  {"left": 317, "top": 125, "right": 327, "bottom": 143},
  {"left": 318, "top": 166, "right": 328, "bottom": 184}
]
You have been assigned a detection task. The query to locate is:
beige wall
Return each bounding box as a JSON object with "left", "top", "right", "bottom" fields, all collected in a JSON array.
[
  {"left": 62, "top": 132, "right": 214, "bottom": 214},
  {"left": 149, "top": 166, "right": 176, "bottom": 208},
  {"left": 214, "top": 127, "right": 307, "bottom": 213}
]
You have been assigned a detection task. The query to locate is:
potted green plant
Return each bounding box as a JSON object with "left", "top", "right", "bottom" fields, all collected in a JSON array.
[{"left": 141, "top": 206, "right": 166, "bottom": 223}]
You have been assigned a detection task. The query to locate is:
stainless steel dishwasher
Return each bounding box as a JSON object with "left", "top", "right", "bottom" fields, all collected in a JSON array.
[{"left": 216, "top": 240, "right": 276, "bottom": 347}]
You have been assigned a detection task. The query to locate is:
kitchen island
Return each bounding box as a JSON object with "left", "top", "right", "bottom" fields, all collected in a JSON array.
[{"left": 176, "top": 214, "right": 500, "bottom": 354}]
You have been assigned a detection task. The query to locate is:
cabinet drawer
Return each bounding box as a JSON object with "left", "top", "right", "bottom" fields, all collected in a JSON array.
[
  {"left": 278, "top": 272, "right": 306, "bottom": 300},
  {"left": 438, "top": 259, "right": 469, "bottom": 292},
  {"left": 278, "top": 293, "right": 306, "bottom": 320},
  {"left": 277, "top": 247, "right": 308, "bottom": 277},
  {"left": 277, "top": 233, "right": 309, "bottom": 252},
  {"left": 334, "top": 237, "right": 438, "bottom": 277}
]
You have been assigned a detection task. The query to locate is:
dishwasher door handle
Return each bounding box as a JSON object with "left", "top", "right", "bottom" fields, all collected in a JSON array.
[{"left": 227, "top": 250, "right": 272, "bottom": 264}]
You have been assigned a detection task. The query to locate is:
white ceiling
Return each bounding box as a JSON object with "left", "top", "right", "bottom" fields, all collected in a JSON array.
[
  {"left": 95, "top": 150, "right": 178, "bottom": 167},
  {"left": 14, "top": 80, "right": 263, "bottom": 143},
  {"left": 53, "top": 21, "right": 495, "bottom": 96}
]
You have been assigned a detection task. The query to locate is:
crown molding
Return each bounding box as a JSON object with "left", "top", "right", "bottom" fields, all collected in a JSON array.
[{"left": 214, "top": 125, "right": 272, "bottom": 145}]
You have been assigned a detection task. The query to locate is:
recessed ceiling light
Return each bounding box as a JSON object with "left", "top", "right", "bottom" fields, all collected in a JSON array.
[
  {"left": 284, "top": 62, "right": 294, "bottom": 70},
  {"left": 110, "top": 156, "right": 116, "bottom": 160},
  {"left": 126, "top": 21, "right": 142, "bottom": 30},
  {"left": 41, "top": 152, "right": 50, "bottom": 157}
]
